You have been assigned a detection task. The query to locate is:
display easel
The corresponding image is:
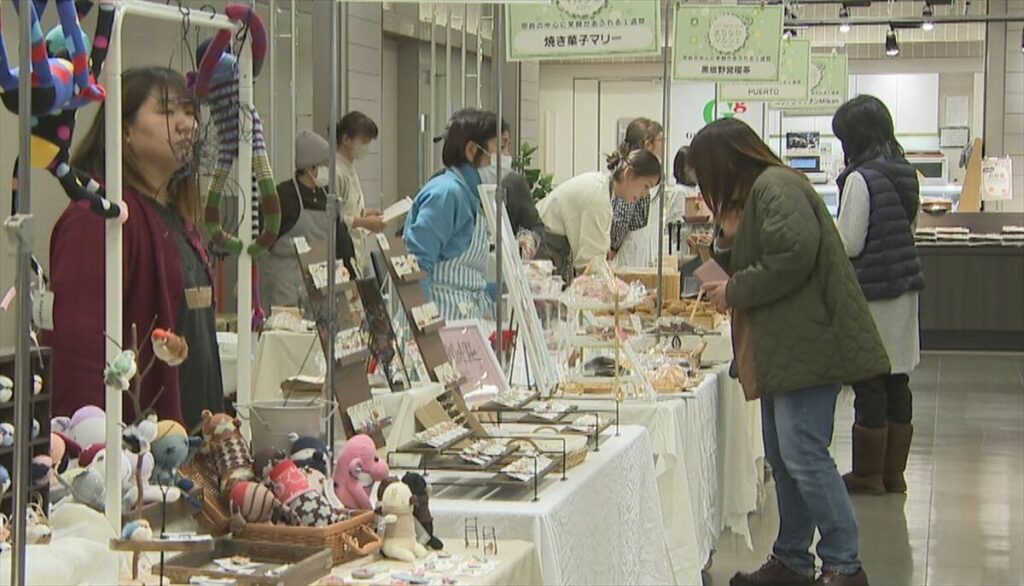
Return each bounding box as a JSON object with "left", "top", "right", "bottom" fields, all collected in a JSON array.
[
  {"left": 376, "top": 235, "right": 465, "bottom": 390},
  {"left": 293, "top": 239, "right": 372, "bottom": 438}
]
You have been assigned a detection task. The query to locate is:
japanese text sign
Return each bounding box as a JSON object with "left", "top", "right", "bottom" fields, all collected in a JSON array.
[
  {"left": 673, "top": 4, "right": 784, "bottom": 82},
  {"left": 507, "top": 0, "right": 661, "bottom": 62},
  {"left": 718, "top": 38, "right": 810, "bottom": 102}
]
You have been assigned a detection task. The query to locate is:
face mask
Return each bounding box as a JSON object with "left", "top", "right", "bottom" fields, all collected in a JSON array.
[
  {"left": 478, "top": 154, "right": 513, "bottom": 184},
  {"left": 353, "top": 142, "right": 370, "bottom": 160},
  {"left": 312, "top": 165, "right": 330, "bottom": 188}
]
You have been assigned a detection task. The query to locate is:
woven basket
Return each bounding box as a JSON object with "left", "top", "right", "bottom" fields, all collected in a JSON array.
[
  {"left": 180, "top": 454, "right": 382, "bottom": 565},
  {"left": 180, "top": 453, "right": 232, "bottom": 535},
  {"left": 511, "top": 433, "right": 588, "bottom": 473},
  {"left": 239, "top": 512, "right": 382, "bottom": 565}
]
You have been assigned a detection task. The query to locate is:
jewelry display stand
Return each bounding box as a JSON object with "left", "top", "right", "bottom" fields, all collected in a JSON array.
[
  {"left": 293, "top": 239, "right": 372, "bottom": 437},
  {"left": 375, "top": 235, "right": 465, "bottom": 390}
]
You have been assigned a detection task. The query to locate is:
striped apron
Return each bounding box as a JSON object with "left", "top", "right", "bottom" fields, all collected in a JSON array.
[{"left": 429, "top": 169, "right": 494, "bottom": 321}]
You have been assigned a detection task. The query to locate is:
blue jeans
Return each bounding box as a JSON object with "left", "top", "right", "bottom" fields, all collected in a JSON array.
[{"left": 762, "top": 384, "right": 862, "bottom": 576}]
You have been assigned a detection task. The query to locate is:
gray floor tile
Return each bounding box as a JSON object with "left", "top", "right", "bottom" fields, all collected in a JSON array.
[{"left": 705, "top": 351, "right": 1024, "bottom": 586}]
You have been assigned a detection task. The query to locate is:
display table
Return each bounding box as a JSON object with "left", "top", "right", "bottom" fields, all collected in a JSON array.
[
  {"left": 558, "top": 364, "right": 764, "bottom": 585},
  {"left": 322, "top": 540, "right": 543, "bottom": 585},
  {"left": 426, "top": 425, "right": 673, "bottom": 586},
  {"left": 252, "top": 329, "right": 321, "bottom": 402}
]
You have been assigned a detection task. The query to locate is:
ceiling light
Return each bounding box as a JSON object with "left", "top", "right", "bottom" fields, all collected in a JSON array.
[
  {"left": 839, "top": 6, "right": 851, "bottom": 33},
  {"left": 885, "top": 27, "right": 900, "bottom": 57},
  {"left": 1021, "top": 28, "right": 1023, "bottom": 53},
  {"left": 922, "top": 5, "right": 935, "bottom": 31}
]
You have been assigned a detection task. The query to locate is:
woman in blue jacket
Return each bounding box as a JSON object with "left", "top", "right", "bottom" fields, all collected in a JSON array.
[{"left": 404, "top": 108, "right": 499, "bottom": 321}]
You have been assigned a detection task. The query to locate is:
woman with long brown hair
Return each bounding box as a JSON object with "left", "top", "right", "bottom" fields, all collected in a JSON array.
[
  {"left": 690, "top": 118, "right": 888, "bottom": 586},
  {"left": 48, "top": 67, "right": 224, "bottom": 430}
]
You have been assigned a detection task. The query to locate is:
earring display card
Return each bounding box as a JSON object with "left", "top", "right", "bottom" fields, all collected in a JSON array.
[
  {"left": 346, "top": 397, "right": 392, "bottom": 448},
  {"left": 293, "top": 239, "right": 373, "bottom": 438},
  {"left": 375, "top": 235, "right": 461, "bottom": 389}
]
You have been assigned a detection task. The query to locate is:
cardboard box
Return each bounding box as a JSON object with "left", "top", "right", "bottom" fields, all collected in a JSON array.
[{"left": 614, "top": 266, "right": 681, "bottom": 301}]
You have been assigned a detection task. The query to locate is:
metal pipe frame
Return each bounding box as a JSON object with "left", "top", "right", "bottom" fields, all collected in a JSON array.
[
  {"left": 657, "top": 0, "right": 673, "bottom": 319},
  {"left": 290, "top": 0, "right": 297, "bottom": 170},
  {"left": 268, "top": 0, "right": 276, "bottom": 172},
  {"left": 103, "top": 0, "right": 245, "bottom": 532},
  {"left": 9, "top": 0, "right": 34, "bottom": 581},
  {"left": 477, "top": 8, "right": 483, "bottom": 108},
  {"left": 326, "top": 0, "right": 341, "bottom": 462},
  {"left": 462, "top": 4, "right": 468, "bottom": 108},
  {"left": 494, "top": 4, "right": 505, "bottom": 370},
  {"left": 429, "top": 5, "right": 437, "bottom": 174},
  {"left": 446, "top": 5, "right": 453, "bottom": 117},
  {"left": 786, "top": 14, "right": 1023, "bottom": 26}
]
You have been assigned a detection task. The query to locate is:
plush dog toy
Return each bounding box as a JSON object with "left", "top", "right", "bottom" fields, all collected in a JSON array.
[
  {"left": 380, "top": 481, "right": 427, "bottom": 562},
  {"left": 200, "top": 410, "right": 255, "bottom": 493},
  {"left": 333, "top": 434, "right": 389, "bottom": 511},
  {"left": 289, "top": 433, "right": 328, "bottom": 476}
]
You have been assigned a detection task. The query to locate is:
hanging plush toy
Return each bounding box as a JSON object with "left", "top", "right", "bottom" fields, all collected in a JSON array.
[
  {"left": 188, "top": 4, "right": 280, "bottom": 257},
  {"left": 0, "top": 0, "right": 124, "bottom": 221}
]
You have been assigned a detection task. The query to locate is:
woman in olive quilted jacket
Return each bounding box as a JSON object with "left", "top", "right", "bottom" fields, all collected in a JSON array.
[{"left": 690, "top": 119, "right": 889, "bottom": 586}]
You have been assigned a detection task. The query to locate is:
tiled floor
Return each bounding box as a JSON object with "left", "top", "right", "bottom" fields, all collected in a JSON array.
[{"left": 706, "top": 353, "right": 1024, "bottom": 586}]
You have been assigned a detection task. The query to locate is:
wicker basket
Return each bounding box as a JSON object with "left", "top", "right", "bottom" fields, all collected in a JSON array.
[
  {"left": 512, "top": 432, "right": 589, "bottom": 473},
  {"left": 179, "top": 454, "right": 232, "bottom": 535},
  {"left": 180, "top": 455, "right": 382, "bottom": 565},
  {"left": 238, "top": 512, "right": 382, "bottom": 565}
]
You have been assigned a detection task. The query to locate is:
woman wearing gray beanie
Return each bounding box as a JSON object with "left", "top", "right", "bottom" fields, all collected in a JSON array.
[{"left": 258, "top": 130, "right": 357, "bottom": 311}]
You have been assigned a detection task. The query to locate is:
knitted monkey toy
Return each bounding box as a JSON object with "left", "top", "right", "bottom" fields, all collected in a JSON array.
[{"left": 189, "top": 4, "right": 280, "bottom": 257}]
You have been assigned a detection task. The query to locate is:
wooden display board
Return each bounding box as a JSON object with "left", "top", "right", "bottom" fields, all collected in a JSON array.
[
  {"left": 375, "top": 234, "right": 465, "bottom": 391},
  {"left": 292, "top": 238, "right": 372, "bottom": 438}
]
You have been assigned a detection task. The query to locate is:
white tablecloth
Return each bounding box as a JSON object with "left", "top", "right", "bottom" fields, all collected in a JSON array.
[
  {"left": 561, "top": 364, "right": 765, "bottom": 584},
  {"left": 251, "top": 329, "right": 321, "bottom": 402},
  {"left": 427, "top": 426, "right": 672, "bottom": 586},
  {"left": 324, "top": 540, "right": 543, "bottom": 586}
]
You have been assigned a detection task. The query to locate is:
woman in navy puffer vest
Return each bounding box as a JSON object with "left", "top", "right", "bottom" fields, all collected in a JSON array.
[{"left": 833, "top": 95, "right": 924, "bottom": 497}]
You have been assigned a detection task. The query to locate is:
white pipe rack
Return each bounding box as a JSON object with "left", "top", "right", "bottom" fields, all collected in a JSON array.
[{"left": 103, "top": 0, "right": 252, "bottom": 530}]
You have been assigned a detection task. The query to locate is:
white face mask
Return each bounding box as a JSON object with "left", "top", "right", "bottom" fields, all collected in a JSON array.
[
  {"left": 312, "top": 165, "right": 330, "bottom": 188},
  {"left": 478, "top": 154, "right": 513, "bottom": 184},
  {"left": 352, "top": 142, "right": 370, "bottom": 160}
]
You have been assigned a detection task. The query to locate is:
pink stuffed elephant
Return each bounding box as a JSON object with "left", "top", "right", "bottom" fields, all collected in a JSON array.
[{"left": 333, "top": 434, "right": 390, "bottom": 510}]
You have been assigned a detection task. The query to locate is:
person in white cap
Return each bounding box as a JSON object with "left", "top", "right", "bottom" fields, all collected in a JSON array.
[{"left": 258, "top": 130, "right": 357, "bottom": 311}]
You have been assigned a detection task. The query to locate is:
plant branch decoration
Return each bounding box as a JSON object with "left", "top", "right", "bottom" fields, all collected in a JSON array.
[{"left": 512, "top": 142, "right": 554, "bottom": 203}]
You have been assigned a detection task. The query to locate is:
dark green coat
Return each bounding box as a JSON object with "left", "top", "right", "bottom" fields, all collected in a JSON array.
[{"left": 720, "top": 166, "right": 890, "bottom": 397}]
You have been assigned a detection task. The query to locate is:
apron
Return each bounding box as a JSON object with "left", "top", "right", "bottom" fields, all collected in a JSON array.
[
  {"left": 259, "top": 179, "right": 332, "bottom": 310},
  {"left": 429, "top": 168, "right": 494, "bottom": 321}
]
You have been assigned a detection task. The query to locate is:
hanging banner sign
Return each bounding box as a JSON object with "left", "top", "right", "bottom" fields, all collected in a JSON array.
[
  {"left": 772, "top": 53, "right": 849, "bottom": 113},
  {"left": 673, "top": 4, "right": 784, "bottom": 82},
  {"left": 718, "top": 38, "right": 810, "bottom": 102},
  {"left": 506, "top": 0, "right": 661, "bottom": 62}
]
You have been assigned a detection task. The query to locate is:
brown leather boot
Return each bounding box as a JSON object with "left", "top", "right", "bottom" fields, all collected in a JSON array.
[
  {"left": 730, "top": 555, "right": 814, "bottom": 586},
  {"left": 842, "top": 425, "right": 887, "bottom": 495},
  {"left": 883, "top": 422, "right": 913, "bottom": 493},
  {"left": 815, "top": 568, "right": 870, "bottom": 585}
]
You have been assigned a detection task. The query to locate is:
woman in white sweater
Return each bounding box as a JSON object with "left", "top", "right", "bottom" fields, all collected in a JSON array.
[
  {"left": 833, "top": 95, "right": 924, "bottom": 496},
  {"left": 537, "top": 149, "right": 661, "bottom": 283}
]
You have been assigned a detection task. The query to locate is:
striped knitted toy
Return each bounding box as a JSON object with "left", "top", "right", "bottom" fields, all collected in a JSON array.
[{"left": 190, "top": 4, "right": 280, "bottom": 256}]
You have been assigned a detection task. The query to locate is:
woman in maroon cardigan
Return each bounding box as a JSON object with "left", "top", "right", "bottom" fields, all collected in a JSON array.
[{"left": 48, "top": 67, "right": 224, "bottom": 430}]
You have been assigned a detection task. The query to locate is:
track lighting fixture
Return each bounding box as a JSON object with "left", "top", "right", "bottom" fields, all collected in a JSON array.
[
  {"left": 839, "top": 6, "right": 851, "bottom": 33},
  {"left": 1021, "top": 27, "right": 1023, "bottom": 53},
  {"left": 885, "top": 26, "right": 900, "bottom": 57},
  {"left": 922, "top": 4, "right": 935, "bottom": 31}
]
